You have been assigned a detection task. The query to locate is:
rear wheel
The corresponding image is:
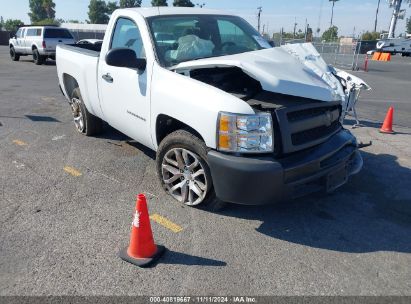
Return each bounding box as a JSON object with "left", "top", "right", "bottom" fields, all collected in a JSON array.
[
  {"left": 10, "top": 47, "right": 20, "bottom": 61},
  {"left": 70, "top": 88, "right": 103, "bottom": 136},
  {"left": 156, "top": 130, "right": 225, "bottom": 211},
  {"left": 32, "top": 48, "right": 45, "bottom": 65}
]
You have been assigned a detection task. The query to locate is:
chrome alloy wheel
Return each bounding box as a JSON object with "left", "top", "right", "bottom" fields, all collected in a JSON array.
[
  {"left": 70, "top": 97, "right": 85, "bottom": 133},
  {"left": 161, "top": 148, "right": 208, "bottom": 206}
]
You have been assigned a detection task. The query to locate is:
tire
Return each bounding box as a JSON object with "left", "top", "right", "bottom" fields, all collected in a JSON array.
[
  {"left": 70, "top": 88, "right": 103, "bottom": 136},
  {"left": 10, "top": 47, "right": 20, "bottom": 61},
  {"left": 32, "top": 48, "right": 45, "bottom": 65},
  {"left": 156, "top": 130, "right": 226, "bottom": 211}
]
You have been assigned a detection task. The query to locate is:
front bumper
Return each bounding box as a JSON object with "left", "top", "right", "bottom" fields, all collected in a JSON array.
[{"left": 207, "top": 129, "right": 362, "bottom": 205}]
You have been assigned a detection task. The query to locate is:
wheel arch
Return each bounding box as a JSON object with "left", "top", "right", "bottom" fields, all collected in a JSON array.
[
  {"left": 62, "top": 74, "right": 79, "bottom": 99},
  {"left": 155, "top": 114, "right": 205, "bottom": 147}
]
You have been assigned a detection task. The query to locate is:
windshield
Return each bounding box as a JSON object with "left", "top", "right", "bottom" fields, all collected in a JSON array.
[
  {"left": 44, "top": 28, "right": 73, "bottom": 39},
  {"left": 148, "top": 15, "right": 271, "bottom": 67}
]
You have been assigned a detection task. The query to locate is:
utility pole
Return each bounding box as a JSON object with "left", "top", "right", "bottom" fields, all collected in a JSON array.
[
  {"left": 304, "top": 18, "right": 308, "bottom": 40},
  {"left": 280, "top": 27, "right": 284, "bottom": 45},
  {"left": 374, "top": 0, "right": 381, "bottom": 32},
  {"left": 329, "top": 0, "right": 340, "bottom": 27},
  {"left": 293, "top": 17, "right": 297, "bottom": 38},
  {"left": 257, "top": 7, "right": 262, "bottom": 33}
]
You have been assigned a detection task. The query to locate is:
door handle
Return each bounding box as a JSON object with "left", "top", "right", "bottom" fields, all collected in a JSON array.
[{"left": 102, "top": 73, "right": 113, "bottom": 83}]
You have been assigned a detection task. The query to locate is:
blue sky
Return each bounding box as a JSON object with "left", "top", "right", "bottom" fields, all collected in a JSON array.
[{"left": 0, "top": 0, "right": 408, "bottom": 36}]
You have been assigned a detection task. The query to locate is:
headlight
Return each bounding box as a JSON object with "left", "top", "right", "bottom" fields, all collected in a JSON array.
[{"left": 217, "top": 112, "right": 273, "bottom": 153}]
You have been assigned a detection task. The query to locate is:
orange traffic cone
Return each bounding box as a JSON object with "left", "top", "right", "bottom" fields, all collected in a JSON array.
[
  {"left": 119, "top": 194, "right": 165, "bottom": 267},
  {"left": 379, "top": 107, "right": 395, "bottom": 134}
]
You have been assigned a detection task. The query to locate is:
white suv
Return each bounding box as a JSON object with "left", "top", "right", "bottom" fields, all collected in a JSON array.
[{"left": 9, "top": 26, "right": 75, "bottom": 65}]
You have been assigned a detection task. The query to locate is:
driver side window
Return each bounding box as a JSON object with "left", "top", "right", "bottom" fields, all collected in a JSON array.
[{"left": 111, "top": 17, "right": 146, "bottom": 58}]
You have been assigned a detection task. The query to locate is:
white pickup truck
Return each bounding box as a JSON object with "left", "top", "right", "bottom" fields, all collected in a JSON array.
[
  {"left": 9, "top": 26, "right": 75, "bottom": 64},
  {"left": 56, "top": 7, "right": 364, "bottom": 209}
]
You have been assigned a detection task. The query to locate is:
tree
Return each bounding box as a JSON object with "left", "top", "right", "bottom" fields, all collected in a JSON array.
[
  {"left": 107, "top": 1, "right": 119, "bottom": 14},
  {"left": 152, "top": 0, "right": 168, "bottom": 6},
  {"left": 120, "top": 0, "right": 142, "bottom": 7},
  {"left": 0, "top": 16, "right": 4, "bottom": 31},
  {"left": 42, "top": 0, "right": 56, "bottom": 19},
  {"left": 88, "top": 0, "right": 109, "bottom": 24},
  {"left": 173, "top": 0, "right": 194, "bottom": 6},
  {"left": 407, "top": 17, "right": 411, "bottom": 34},
  {"left": 29, "top": 0, "right": 48, "bottom": 23},
  {"left": 361, "top": 31, "right": 380, "bottom": 41},
  {"left": 4, "top": 19, "right": 24, "bottom": 31},
  {"left": 32, "top": 18, "right": 60, "bottom": 26},
  {"left": 322, "top": 26, "right": 338, "bottom": 42}
]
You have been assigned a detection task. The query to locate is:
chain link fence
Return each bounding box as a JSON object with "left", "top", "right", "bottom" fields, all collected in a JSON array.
[
  {"left": 274, "top": 38, "right": 375, "bottom": 71},
  {"left": 312, "top": 41, "right": 363, "bottom": 70}
]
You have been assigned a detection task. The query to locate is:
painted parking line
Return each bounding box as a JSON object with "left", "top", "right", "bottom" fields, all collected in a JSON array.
[
  {"left": 12, "top": 139, "right": 28, "bottom": 146},
  {"left": 63, "top": 166, "right": 82, "bottom": 177},
  {"left": 150, "top": 213, "right": 183, "bottom": 233}
]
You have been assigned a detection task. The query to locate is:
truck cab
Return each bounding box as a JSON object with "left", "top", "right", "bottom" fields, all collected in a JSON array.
[{"left": 56, "top": 8, "right": 364, "bottom": 209}]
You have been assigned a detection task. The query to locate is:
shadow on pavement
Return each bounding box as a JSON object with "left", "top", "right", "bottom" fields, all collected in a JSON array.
[
  {"left": 218, "top": 151, "right": 411, "bottom": 254},
  {"left": 345, "top": 118, "right": 411, "bottom": 133},
  {"left": 162, "top": 250, "right": 227, "bottom": 267},
  {"left": 344, "top": 118, "right": 382, "bottom": 128},
  {"left": 15, "top": 58, "right": 56, "bottom": 66},
  {"left": 96, "top": 125, "right": 156, "bottom": 159}
]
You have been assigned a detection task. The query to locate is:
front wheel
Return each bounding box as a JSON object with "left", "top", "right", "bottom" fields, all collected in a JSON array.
[
  {"left": 10, "top": 47, "right": 20, "bottom": 61},
  {"left": 156, "top": 130, "right": 225, "bottom": 211}
]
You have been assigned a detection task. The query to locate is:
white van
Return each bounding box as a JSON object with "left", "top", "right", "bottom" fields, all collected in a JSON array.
[{"left": 9, "top": 26, "right": 75, "bottom": 64}]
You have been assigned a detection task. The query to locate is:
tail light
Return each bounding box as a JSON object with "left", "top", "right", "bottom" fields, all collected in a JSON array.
[{"left": 42, "top": 41, "right": 46, "bottom": 49}]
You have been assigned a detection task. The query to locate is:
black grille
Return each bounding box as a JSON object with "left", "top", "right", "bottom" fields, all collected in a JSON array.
[
  {"left": 287, "top": 105, "right": 340, "bottom": 122},
  {"left": 291, "top": 121, "right": 341, "bottom": 146},
  {"left": 275, "top": 101, "right": 343, "bottom": 154}
]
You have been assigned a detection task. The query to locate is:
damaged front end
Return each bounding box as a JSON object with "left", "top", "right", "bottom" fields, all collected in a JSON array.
[{"left": 171, "top": 43, "right": 369, "bottom": 157}]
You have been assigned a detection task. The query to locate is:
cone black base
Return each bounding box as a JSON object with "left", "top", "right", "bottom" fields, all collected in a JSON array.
[
  {"left": 119, "top": 245, "right": 166, "bottom": 268},
  {"left": 379, "top": 129, "right": 395, "bottom": 134}
]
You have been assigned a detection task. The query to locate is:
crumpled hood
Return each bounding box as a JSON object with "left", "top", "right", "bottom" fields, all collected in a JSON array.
[{"left": 172, "top": 43, "right": 346, "bottom": 102}]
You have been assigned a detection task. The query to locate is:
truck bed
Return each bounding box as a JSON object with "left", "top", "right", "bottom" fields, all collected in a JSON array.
[
  {"left": 58, "top": 43, "right": 101, "bottom": 56},
  {"left": 56, "top": 43, "right": 103, "bottom": 119}
]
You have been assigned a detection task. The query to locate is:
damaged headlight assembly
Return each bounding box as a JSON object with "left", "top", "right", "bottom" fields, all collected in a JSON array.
[{"left": 217, "top": 112, "right": 273, "bottom": 153}]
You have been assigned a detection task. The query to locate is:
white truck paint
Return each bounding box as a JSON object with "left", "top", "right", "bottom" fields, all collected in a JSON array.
[{"left": 56, "top": 7, "right": 365, "bottom": 207}]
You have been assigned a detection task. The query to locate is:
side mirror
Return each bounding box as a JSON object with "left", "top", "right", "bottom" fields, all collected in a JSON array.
[{"left": 105, "top": 48, "right": 146, "bottom": 71}]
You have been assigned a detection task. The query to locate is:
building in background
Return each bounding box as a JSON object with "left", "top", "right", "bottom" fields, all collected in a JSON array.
[{"left": 62, "top": 23, "right": 107, "bottom": 41}]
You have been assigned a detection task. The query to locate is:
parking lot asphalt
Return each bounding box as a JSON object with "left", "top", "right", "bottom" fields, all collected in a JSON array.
[{"left": 0, "top": 45, "right": 410, "bottom": 296}]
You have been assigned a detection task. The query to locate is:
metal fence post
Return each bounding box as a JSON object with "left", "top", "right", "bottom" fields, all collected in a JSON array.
[
  {"left": 334, "top": 43, "right": 338, "bottom": 66},
  {"left": 354, "top": 40, "right": 362, "bottom": 71}
]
